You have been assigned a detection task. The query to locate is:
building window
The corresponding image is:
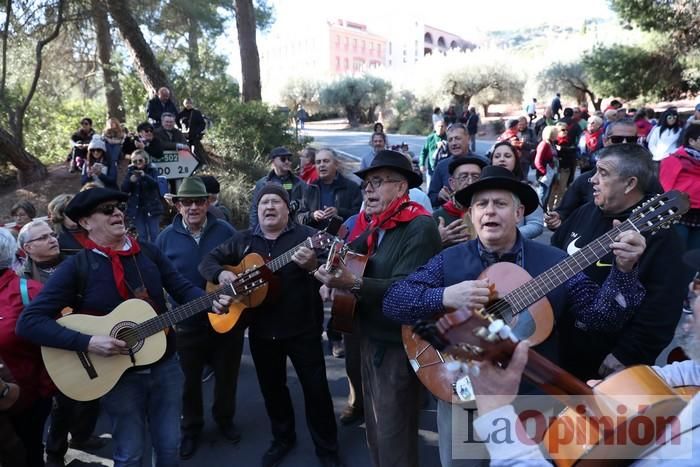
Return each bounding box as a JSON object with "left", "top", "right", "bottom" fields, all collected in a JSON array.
[
  {"left": 336, "top": 56, "right": 340, "bottom": 69},
  {"left": 362, "top": 40, "right": 366, "bottom": 51},
  {"left": 353, "top": 38, "right": 357, "bottom": 50},
  {"left": 370, "top": 42, "right": 374, "bottom": 50},
  {"left": 344, "top": 58, "right": 349, "bottom": 69},
  {"left": 380, "top": 44, "right": 384, "bottom": 55},
  {"left": 336, "top": 35, "right": 340, "bottom": 45}
]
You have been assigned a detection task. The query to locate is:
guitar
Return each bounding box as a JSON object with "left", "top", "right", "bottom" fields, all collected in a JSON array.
[
  {"left": 432, "top": 308, "right": 690, "bottom": 466},
  {"left": 403, "top": 190, "right": 690, "bottom": 403},
  {"left": 41, "top": 269, "right": 272, "bottom": 401},
  {"left": 323, "top": 239, "right": 369, "bottom": 333},
  {"left": 205, "top": 219, "right": 342, "bottom": 333}
]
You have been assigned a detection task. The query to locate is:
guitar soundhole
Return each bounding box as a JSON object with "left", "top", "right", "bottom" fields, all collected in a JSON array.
[{"left": 111, "top": 321, "right": 144, "bottom": 353}]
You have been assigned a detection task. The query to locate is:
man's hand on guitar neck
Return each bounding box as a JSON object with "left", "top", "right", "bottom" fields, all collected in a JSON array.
[
  {"left": 292, "top": 246, "right": 318, "bottom": 272},
  {"left": 609, "top": 219, "right": 646, "bottom": 273},
  {"left": 315, "top": 261, "right": 357, "bottom": 290},
  {"left": 218, "top": 270, "right": 238, "bottom": 284},
  {"left": 473, "top": 340, "right": 530, "bottom": 415}
]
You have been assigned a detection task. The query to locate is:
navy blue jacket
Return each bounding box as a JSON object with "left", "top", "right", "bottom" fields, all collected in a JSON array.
[
  {"left": 427, "top": 153, "right": 488, "bottom": 207},
  {"left": 16, "top": 242, "right": 202, "bottom": 363},
  {"left": 155, "top": 213, "right": 236, "bottom": 328},
  {"left": 121, "top": 164, "right": 164, "bottom": 219}
]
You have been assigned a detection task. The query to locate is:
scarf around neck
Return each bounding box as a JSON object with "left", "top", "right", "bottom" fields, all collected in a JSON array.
[{"left": 83, "top": 236, "right": 141, "bottom": 299}]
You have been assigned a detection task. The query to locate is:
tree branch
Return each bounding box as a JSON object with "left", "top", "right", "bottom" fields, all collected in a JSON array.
[{"left": 0, "top": 0, "right": 10, "bottom": 102}]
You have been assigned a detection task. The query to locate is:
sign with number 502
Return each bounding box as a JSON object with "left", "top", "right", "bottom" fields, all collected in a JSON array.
[{"left": 152, "top": 149, "right": 200, "bottom": 180}]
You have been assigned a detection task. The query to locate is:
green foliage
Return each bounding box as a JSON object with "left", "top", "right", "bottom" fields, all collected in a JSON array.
[
  {"left": 320, "top": 75, "right": 391, "bottom": 127},
  {"left": 582, "top": 44, "right": 687, "bottom": 100},
  {"left": 279, "top": 78, "right": 321, "bottom": 114},
  {"left": 23, "top": 97, "right": 107, "bottom": 163},
  {"left": 536, "top": 61, "right": 591, "bottom": 106},
  {"left": 473, "top": 68, "right": 525, "bottom": 116},
  {"left": 205, "top": 100, "right": 301, "bottom": 228},
  {"left": 385, "top": 90, "right": 432, "bottom": 136}
]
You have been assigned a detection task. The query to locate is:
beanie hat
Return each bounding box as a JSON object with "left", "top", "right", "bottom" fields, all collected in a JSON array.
[
  {"left": 88, "top": 137, "right": 106, "bottom": 152},
  {"left": 255, "top": 183, "right": 290, "bottom": 207}
]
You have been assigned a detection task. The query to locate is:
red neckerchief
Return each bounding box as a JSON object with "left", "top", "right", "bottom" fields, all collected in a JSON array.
[
  {"left": 441, "top": 200, "right": 465, "bottom": 218},
  {"left": 72, "top": 230, "right": 90, "bottom": 248},
  {"left": 348, "top": 194, "right": 430, "bottom": 254},
  {"left": 585, "top": 128, "right": 603, "bottom": 153},
  {"left": 82, "top": 236, "right": 141, "bottom": 299}
]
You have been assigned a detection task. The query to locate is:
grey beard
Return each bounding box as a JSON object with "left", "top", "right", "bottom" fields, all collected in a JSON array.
[{"left": 679, "top": 328, "right": 700, "bottom": 362}]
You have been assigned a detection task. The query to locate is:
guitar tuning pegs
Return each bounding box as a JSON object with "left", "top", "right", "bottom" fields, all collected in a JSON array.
[
  {"left": 445, "top": 360, "right": 462, "bottom": 373},
  {"left": 413, "top": 320, "right": 449, "bottom": 351}
]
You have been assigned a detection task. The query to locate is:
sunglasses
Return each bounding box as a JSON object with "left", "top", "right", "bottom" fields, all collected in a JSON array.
[
  {"left": 132, "top": 159, "right": 145, "bottom": 164},
  {"left": 93, "top": 202, "right": 126, "bottom": 216},
  {"left": 609, "top": 135, "right": 638, "bottom": 144},
  {"left": 141, "top": 129, "right": 153, "bottom": 133},
  {"left": 179, "top": 198, "right": 207, "bottom": 207},
  {"left": 278, "top": 156, "right": 292, "bottom": 162},
  {"left": 24, "top": 232, "right": 58, "bottom": 244}
]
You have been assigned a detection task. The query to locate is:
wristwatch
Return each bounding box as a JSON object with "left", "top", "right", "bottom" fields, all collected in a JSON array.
[
  {"left": 350, "top": 276, "right": 362, "bottom": 296},
  {"left": 0, "top": 383, "right": 10, "bottom": 399}
]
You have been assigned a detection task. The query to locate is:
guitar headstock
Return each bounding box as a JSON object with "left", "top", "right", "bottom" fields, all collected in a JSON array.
[
  {"left": 630, "top": 190, "right": 689, "bottom": 235},
  {"left": 324, "top": 239, "right": 347, "bottom": 274},
  {"left": 415, "top": 308, "right": 519, "bottom": 368},
  {"left": 309, "top": 230, "right": 339, "bottom": 251},
  {"left": 230, "top": 266, "right": 274, "bottom": 296}
]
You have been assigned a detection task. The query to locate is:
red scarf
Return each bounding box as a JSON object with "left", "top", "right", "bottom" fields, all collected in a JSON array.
[
  {"left": 441, "top": 200, "right": 465, "bottom": 218},
  {"left": 348, "top": 194, "right": 430, "bottom": 254},
  {"left": 83, "top": 236, "right": 141, "bottom": 299},
  {"left": 299, "top": 164, "right": 318, "bottom": 184},
  {"left": 585, "top": 128, "right": 603, "bottom": 153}
]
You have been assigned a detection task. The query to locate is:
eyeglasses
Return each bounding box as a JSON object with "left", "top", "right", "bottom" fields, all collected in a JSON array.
[
  {"left": 93, "top": 202, "right": 126, "bottom": 216},
  {"left": 278, "top": 156, "right": 292, "bottom": 162},
  {"left": 24, "top": 232, "right": 58, "bottom": 244},
  {"left": 360, "top": 177, "right": 403, "bottom": 191},
  {"left": 667, "top": 115, "right": 678, "bottom": 119},
  {"left": 609, "top": 135, "right": 638, "bottom": 144},
  {"left": 179, "top": 198, "right": 207, "bottom": 207},
  {"left": 454, "top": 173, "right": 481, "bottom": 183}
]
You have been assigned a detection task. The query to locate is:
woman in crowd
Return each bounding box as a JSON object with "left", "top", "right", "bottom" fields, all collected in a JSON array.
[
  {"left": 47, "top": 194, "right": 86, "bottom": 255},
  {"left": 489, "top": 141, "right": 544, "bottom": 239},
  {"left": 578, "top": 115, "right": 604, "bottom": 171},
  {"left": 0, "top": 228, "right": 53, "bottom": 467},
  {"left": 634, "top": 108, "right": 653, "bottom": 144},
  {"left": 534, "top": 125, "right": 559, "bottom": 209},
  {"left": 297, "top": 147, "right": 318, "bottom": 184},
  {"left": 660, "top": 123, "right": 700, "bottom": 268},
  {"left": 373, "top": 122, "right": 384, "bottom": 134},
  {"left": 10, "top": 200, "right": 36, "bottom": 236},
  {"left": 102, "top": 117, "right": 125, "bottom": 163},
  {"left": 648, "top": 107, "right": 682, "bottom": 164},
  {"left": 80, "top": 137, "right": 118, "bottom": 189},
  {"left": 120, "top": 149, "right": 163, "bottom": 242}
]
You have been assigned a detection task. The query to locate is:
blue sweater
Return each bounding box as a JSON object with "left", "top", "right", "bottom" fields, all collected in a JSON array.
[
  {"left": 16, "top": 242, "right": 203, "bottom": 362},
  {"left": 155, "top": 213, "right": 236, "bottom": 328}
]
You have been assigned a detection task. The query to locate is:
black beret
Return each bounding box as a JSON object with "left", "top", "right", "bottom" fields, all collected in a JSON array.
[{"left": 65, "top": 188, "right": 128, "bottom": 221}]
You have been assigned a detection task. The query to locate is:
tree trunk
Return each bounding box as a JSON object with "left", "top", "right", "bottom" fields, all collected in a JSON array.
[
  {"left": 234, "top": 0, "right": 261, "bottom": 101},
  {"left": 0, "top": 126, "right": 48, "bottom": 185},
  {"left": 592, "top": 97, "right": 602, "bottom": 111},
  {"left": 482, "top": 103, "right": 490, "bottom": 117},
  {"left": 0, "top": 0, "right": 11, "bottom": 102},
  {"left": 92, "top": 0, "right": 125, "bottom": 121},
  {"left": 187, "top": 17, "right": 200, "bottom": 80},
  {"left": 107, "top": 0, "right": 173, "bottom": 99}
]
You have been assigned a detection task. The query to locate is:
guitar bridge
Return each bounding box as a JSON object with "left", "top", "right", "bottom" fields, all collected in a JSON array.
[{"left": 76, "top": 351, "right": 98, "bottom": 379}]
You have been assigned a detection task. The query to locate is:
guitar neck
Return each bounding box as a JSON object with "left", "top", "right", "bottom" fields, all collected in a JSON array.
[
  {"left": 503, "top": 221, "right": 633, "bottom": 313},
  {"left": 265, "top": 237, "right": 313, "bottom": 273},
  {"left": 133, "top": 283, "right": 237, "bottom": 340}
]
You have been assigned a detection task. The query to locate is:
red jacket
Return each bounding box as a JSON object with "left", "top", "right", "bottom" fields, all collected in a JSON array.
[
  {"left": 659, "top": 146, "right": 700, "bottom": 208},
  {"left": 298, "top": 164, "right": 318, "bottom": 184},
  {"left": 534, "top": 141, "right": 557, "bottom": 176},
  {"left": 0, "top": 269, "right": 53, "bottom": 409}
]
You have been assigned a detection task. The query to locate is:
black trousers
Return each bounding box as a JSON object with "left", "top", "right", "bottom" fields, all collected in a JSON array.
[
  {"left": 45, "top": 393, "right": 100, "bottom": 458},
  {"left": 10, "top": 397, "right": 52, "bottom": 467},
  {"left": 177, "top": 324, "right": 245, "bottom": 436},
  {"left": 249, "top": 333, "right": 338, "bottom": 457}
]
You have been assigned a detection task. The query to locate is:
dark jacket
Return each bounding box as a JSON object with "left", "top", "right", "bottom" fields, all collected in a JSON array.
[
  {"left": 153, "top": 127, "right": 187, "bottom": 151},
  {"left": 155, "top": 213, "right": 236, "bottom": 328},
  {"left": 296, "top": 175, "right": 362, "bottom": 228},
  {"left": 143, "top": 137, "right": 164, "bottom": 161},
  {"left": 198, "top": 223, "right": 323, "bottom": 339},
  {"left": 427, "top": 153, "right": 487, "bottom": 207},
  {"left": 249, "top": 171, "right": 306, "bottom": 228},
  {"left": 16, "top": 242, "right": 203, "bottom": 365},
  {"left": 121, "top": 164, "right": 164, "bottom": 219},
  {"left": 80, "top": 157, "right": 118, "bottom": 189},
  {"left": 551, "top": 198, "right": 687, "bottom": 379},
  {"left": 176, "top": 108, "right": 206, "bottom": 142},
  {"left": 146, "top": 97, "right": 178, "bottom": 128}
]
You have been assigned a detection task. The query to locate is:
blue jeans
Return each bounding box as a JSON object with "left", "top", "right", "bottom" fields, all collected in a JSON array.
[
  {"left": 134, "top": 211, "right": 161, "bottom": 243},
  {"left": 101, "top": 356, "right": 184, "bottom": 467}
]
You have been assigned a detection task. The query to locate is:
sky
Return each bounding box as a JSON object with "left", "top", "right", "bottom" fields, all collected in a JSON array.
[{"left": 259, "top": 0, "right": 616, "bottom": 39}]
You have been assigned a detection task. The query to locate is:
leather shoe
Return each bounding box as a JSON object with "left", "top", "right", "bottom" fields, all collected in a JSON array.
[
  {"left": 261, "top": 439, "right": 295, "bottom": 467},
  {"left": 179, "top": 435, "right": 199, "bottom": 460},
  {"left": 318, "top": 452, "right": 344, "bottom": 467},
  {"left": 218, "top": 423, "right": 241, "bottom": 444},
  {"left": 339, "top": 406, "right": 364, "bottom": 425}
]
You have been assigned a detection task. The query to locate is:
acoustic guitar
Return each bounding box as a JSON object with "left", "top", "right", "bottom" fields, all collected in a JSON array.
[
  {"left": 432, "top": 308, "right": 691, "bottom": 466},
  {"left": 403, "top": 190, "right": 690, "bottom": 402},
  {"left": 205, "top": 219, "right": 342, "bottom": 333},
  {"left": 41, "top": 268, "right": 272, "bottom": 401},
  {"left": 323, "top": 239, "right": 369, "bottom": 333}
]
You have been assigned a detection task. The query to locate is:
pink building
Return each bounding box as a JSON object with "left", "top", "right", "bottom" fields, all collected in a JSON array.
[{"left": 328, "top": 20, "right": 387, "bottom": 75}]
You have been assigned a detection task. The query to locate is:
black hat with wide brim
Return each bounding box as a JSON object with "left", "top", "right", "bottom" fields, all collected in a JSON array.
[
  {"left": 454, "top": 165, "right": 539, "bottom": 215},
  {"left": 65, "top": 187, "right": 129, "bottom": 221},
  {"left": 354, "top": 149, "right": 423, "bottom": 189}
]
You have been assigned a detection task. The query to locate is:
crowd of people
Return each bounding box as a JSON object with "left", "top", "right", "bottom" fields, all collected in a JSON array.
[{"left": 0, "top": 91, "right": 699, "bottom": 467}]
